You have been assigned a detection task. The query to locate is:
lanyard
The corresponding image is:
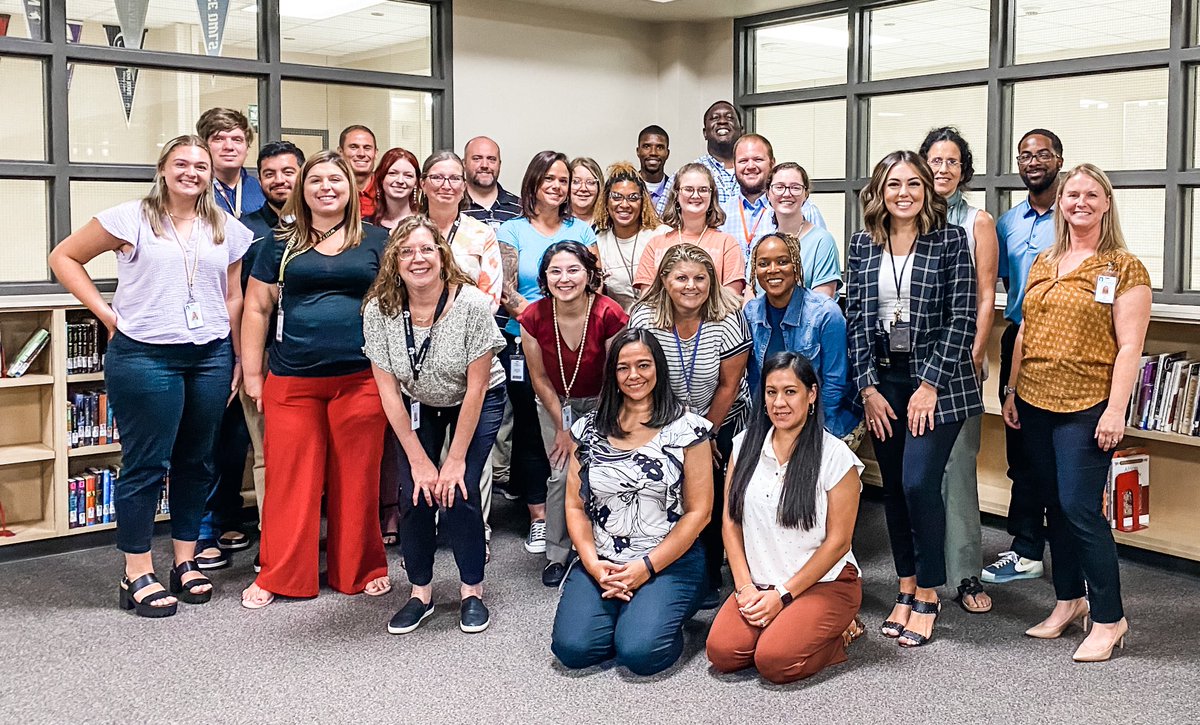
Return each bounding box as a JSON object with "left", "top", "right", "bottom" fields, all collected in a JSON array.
[
  {"left": 445, "top": 217, "right": 461, "bottom": 247},
  {"left": 885, "top": 236, "right": 914, "bottom": 322},
  {"left": 402, "top": 284, "right": 450, "bottom": 382},
  {"left": 738, "top": 202, "right": 766, "bottom": 248},
  {"left": 166, "top": 213, "right": 201, "bottom": 302},
  {"left": 278, "top": 221, "right": 345, "bottom": 289},
  {"left": 552, "top": 294, "right": 594, "bottom": 399},
  {"left": 611, "top": 231, "right": 642, "bottom": 290},
  {"left": 215, "top": 176, "right": 244, "bottom": 219},
  {"left": 672, "top": 321, "right": 704, "bottom": 410}
]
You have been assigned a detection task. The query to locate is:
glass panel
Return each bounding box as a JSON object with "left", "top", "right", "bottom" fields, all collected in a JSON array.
[
  {"left": 281, "top": 0, "right": 431, "bottom": 76},
  {"left": 808, "top": 192, "right": 846, "bottom": 265},
  {"left": 868, "top": 0, "right": 990, "bottom": 81},
  {"left": 0, "top": 0, "right": 45, "bottom": 39},
  {"left": 1015, "top": 0, "right": 1169, "bottom": 64},
  {"left": 69, "top": 181, "right": 151, "bottom": 280},
  {"left": 68, "top": 66, "right": 257, "bottom": 165},
  {"left": 753, "top": 14, "right": 847, "bottom": 92},
  {"left": 0, "top": 180, "right": 49, "bottom": 283},
  {"left": 1114, "top": 188, "right": 1165, "bottom": 288},
  {"left": 63, "top": 0, "right": 257, "bottom": 59},
  {"left": 753, "top": 100, "right": 847, "bottom": 180},
  {"left": 281, "top": 81, "right": 433, "bottom": 165},
  {"left": 866, "top": 86, "right": 988, "bottom": 176},
  {"left": 1010, "top": 69, "right": 1167, "bottom": 172},
  {"left": 0, "top": 57, "right": 46, "bottom": 161}
]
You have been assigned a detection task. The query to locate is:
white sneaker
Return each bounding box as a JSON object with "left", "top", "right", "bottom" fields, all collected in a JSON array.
[
  {"left": 981, "top": 550, "right": 1044, "bottom": 583},
  {"left": 524, "top": 519, "right": 547, "bottom": 554}
]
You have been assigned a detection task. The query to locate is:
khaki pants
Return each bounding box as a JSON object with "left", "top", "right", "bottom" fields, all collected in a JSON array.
[
  {"left": 535, "top": 396, "right": 597, "bottom": 565},
  {"left": 238, "top": 387, "right": 266, "bottom": 528}
]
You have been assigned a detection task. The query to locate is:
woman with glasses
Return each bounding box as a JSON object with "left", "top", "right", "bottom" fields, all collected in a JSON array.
[
  {"left": 370, "top": 147, "right": 420, "bottom": 231},
  {"left": 634, "top": 163, "right": 746, "bottom": 296},
  {"left": 766, "top": 163, "right": 842, "bottom": 300},
  {"left": 592, "top": 161, "right": 671, "bottom": 310},
  {"left": 569, "top": 157, "right": 603, "bottom": 227},
  {"left": 498, "top": 151, "right": 600, "bottom": 555},
  {"left": 918, "top": 126, "right": 1000, "bottom": 616}
]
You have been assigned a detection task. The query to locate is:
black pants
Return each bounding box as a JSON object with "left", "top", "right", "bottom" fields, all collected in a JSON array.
[
  {"left": 871, "top": 360, "right": 963, "bottom": 589},
  {"left": 200, "top": 400, "right": 251, "bottom": 539},
  {"left": 1015, "top": 398, "right": 1123, "bottom": 623},
  {"left": 498, "top": 329, "right": 551, "bottom": 506},
  {"left": 999, "top": 322, "right": 1046, "bottom": 561},
  {"left": 701, "top": 422, "right": 739, "bottom": 590}
]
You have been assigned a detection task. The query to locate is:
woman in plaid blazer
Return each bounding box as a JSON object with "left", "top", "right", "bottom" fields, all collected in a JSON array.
[{"left": 846, "top": 150, "right": 983, "bottom": 648}]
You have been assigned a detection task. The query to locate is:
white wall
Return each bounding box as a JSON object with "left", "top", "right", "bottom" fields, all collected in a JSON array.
[{"left": 453, "top": 0, "right": 732, "bottom": 189}]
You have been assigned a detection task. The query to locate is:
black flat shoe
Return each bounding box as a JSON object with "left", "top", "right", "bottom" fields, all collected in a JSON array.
[
  {"left": 119, "top": 573, "right": 177, "bottom": 618},
  {"left": 459, "top": 596, "right": 490, "bottom": 633},
  {"left": 899, "top": 599, "right": 941, "bottom": 648},
  {"left": 882, "top": 592, "right": 915, "bottom": 638},
  {"left": 169, "top": 560, "right": 213, "bottom": 604},
  {"left": 542, "top": 561, "right": 567, "bottom": 587},
  {"left": 195, "top": 539, "right": 229, "bottom": 570},
  {"left": 388, "top": 598, "right": 435, "bottom": 635},
  {"left": 218, "top": 530, "right": 251, "bottom": 551}
]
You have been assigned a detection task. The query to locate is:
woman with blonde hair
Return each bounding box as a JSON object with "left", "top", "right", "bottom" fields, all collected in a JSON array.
[
  {"left": 569, "top": 157, "right": 604, "bottom": 226},
  {"left": 629, "top": 244, "right": 751, "bottom": 608},
  {"left": 591, "top": 161, "right": 670, "bottom": 310},
  {"left": 1002, "top": 163, "right": 1150, "bottom": 662},
  {"left": 49, "top": 134, "right": 252, "bottom": 617},
  {"left": 240, "top": 150, "right": 391, "bottom": 609},
  {"left": 364, "top": 215, "right": 508, "bottom": 634}
]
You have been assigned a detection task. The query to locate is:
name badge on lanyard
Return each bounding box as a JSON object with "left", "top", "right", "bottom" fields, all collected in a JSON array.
[
  {"left": 184, "top": 301, "right": 205, "bottom": 329},
  {"left": 1095, "top": 274, "right": 1117, "bottom": 304},
  {"left": 409, "top": 401, "right": 422, "bottom": 430},
  {"left": 511, "top": 336, "right": 526, "bottom": 382},
  {"left": 561, "top": 404, "right": 574, "bottom": 431}
]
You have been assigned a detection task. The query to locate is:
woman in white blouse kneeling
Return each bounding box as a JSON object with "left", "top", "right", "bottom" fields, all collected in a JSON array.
[{"left": 706, "top": 351, "right": 865, "bottom": 684}]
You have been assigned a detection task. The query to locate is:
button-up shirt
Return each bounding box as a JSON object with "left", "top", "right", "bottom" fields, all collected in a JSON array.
[
  {"left": 213, "top": 169, "right": 265, "bottom": 220},
  {"left": 697, "top": 154, "right": 739, "bottom": 205},
  {"left": 646, "top": 173, "right": 674, "bottom": 217},
  {"left": 996, "top": 197, "right": 1056, "bottom": 324},
  {"left": 719, "top": 193, "right": 830, "bottom": 278}
]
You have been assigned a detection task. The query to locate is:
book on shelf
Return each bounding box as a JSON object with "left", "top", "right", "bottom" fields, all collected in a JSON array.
[
  {"left": 1127, "top": 351, "right": 1200, "bottom": 437},
  {"left": 5, "top": 328, "right": 50, "bottom": 378},
  {"left": 68, "top": 388, "right": 119, "bottom": 449},
  {"left": 68, "top": 465, "right": 166, "bottom": 530},
  {"left": 1106, "top": 448, "right": 1150, "bottom": 532},
  {"left": 67, "top": 319, "right": 103, "bottom": 375}
]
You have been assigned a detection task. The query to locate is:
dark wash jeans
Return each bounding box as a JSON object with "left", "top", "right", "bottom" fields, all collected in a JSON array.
[
  {"left": 199, "top": 400, "right": 251, "bottom": 540},
  {"left": 1015, "top": 397, "right": 1124, "bottom": 623},
  {"left": 498, "top": 329, "right": 551, "bottom": 506},
  {"left": 999, "top": 322, "right": 1047, "bottom": 560},
  {"left": 396, "top": 385, "right": 506, "bottom": 587},
  {"left": 104, "top": 331, "right": 233, "bottom": 554}
]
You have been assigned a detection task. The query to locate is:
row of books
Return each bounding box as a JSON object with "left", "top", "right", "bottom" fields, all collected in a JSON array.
[
  {"left": 1, "top": 328, "right": 50, "bottom": 378},
  {"left": 67, "top": 319, "right": 103, "bottom": 374},
  {"left": 1128, "top": 352, "right": 1200, "bottom": 437},
  {"left": 69, "top": 389, "right": 120, "bottom": 449},
  {"left": 69, "top": 467, "right": 170, "bottom": 529}
]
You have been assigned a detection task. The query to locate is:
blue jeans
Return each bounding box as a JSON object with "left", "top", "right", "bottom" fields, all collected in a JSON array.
[
  {"left": 104, "top": 332, "right": 233, "bottom": 554},
  {"left": 551, "top": 542, "right": 706, "bottom": 676},
  {"left": 396, "top": 386, "right": 505, "bottom": 587},
  {"left": 198, "top": 400, "right": 251, "bottom": 541},
  {"left": 1015, "top": 397, "right": 1123, "bottom": 623}
]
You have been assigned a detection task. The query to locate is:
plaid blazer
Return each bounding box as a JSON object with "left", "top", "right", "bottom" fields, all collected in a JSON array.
[{"left": 845, "top": 225, "right": 983, "bottom": 425}]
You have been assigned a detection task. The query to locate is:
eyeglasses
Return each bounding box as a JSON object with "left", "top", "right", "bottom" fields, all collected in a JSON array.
[
  {"left": 608, "top": 192, "right": 643, "bottom": 204},
  {"left": 927, "top": 157, "right": 961, "bottom": 169},
  {"left": 398, "top": 245, "right": 438, "bottom": 259},
  {"left": 571, "top": 179, "right": 599, "bottom": 190},
  {"left": 1016, "top": 150, "right": 1059, "bottom": 166},
  {"left": 769, "top": 183, "right": 807, "bottom": 195},
  {"left": 680, "top": 186, "right": 711, "bottom": 197},
  {"left": 425, "top": 174, "right": 464, "bottom": 187}
]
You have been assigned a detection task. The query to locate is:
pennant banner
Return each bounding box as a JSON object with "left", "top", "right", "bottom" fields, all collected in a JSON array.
[
  {"left": 66, "top": 21, "right": 83, "bottom": 91},
  {"left": 113, "top": 0, "right": 149, "bottom": 51},
  {"left": 21, "top": 0, "right": 42, "bottom": 40},
  {"left": 195, "top": 0, "right": 230, "bottom": 57},
  {"left": 0, "top": 15, "right": 10, "bottom": 38},
  {"left": 103, "top": 24, "right": 147, "bottom": 125}
]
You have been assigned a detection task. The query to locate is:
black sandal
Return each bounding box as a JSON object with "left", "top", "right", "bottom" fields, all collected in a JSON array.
[
  {"left": 954, "top": 576, "right": 992, "bottom": 614},
  {"left": 169, "top": 561, "right": 213, "bottom": 604},
  {"left": 882, "top": 592, "right": 915, "bottom": 638},
  {"left": 119, "top": 573, "right": 178, "bottom": 618},
  {"left": 381, "top": 503, "right": 400, "bottom": 547},
  {"left": 899, "top": 599, "right": 941, "bottom": 647}
]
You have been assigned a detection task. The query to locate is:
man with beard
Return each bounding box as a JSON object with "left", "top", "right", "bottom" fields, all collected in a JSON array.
[
  {"left": 695, "top": 101, "right": 744, "bottom": 204},
  {"left": 337, "top": 125, "right": 378, "bottom": 219},
  {"left": 636, "top": 124, "right": 673, "bottom": 216},
  {"left": 982, "top": 128, "right": 1064, "bottom": 585},
  {"left": 464, "top": 136, "right": 521, "bottom": 230},
  {"left": 197, "top": 107, "right": 265, "bottom": 220}
]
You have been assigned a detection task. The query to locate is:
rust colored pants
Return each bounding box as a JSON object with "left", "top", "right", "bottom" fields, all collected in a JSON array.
[
  {"left": 257, "top": 370, "right": 388, "bottom": 598},
  {"left": 706, "top": 563, "right": 861, "bottom": 684}
]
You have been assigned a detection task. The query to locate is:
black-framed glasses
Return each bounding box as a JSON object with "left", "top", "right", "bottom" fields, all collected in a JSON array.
[
  {"left": 426, "top": 174, "right": 464, "bottom": 186},
  {"left": 769, "top": 183, "right": 807, "bottom": 195},
  {"left": 680, "top": 186, "right": 711, "bottom": 197},
  {"left": 1016, "top": 150, "right": 1059, "bottom": 166}
]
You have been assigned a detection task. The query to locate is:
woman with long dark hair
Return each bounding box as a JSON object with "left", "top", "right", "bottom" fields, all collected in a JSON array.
[
  {"left": 707, "top": 352, "right": 864, "bottom": 683},
  {"left": 550, "top": 329, "right": 713, "bottom": 676}
]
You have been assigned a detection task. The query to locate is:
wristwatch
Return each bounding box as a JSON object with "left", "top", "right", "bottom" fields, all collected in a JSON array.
[
  {"left": 774, "top": 584, "right": 794, "bottom": 606},
  {"left": 1003, "top": 385, "right": 1018, "bottom": 398}
]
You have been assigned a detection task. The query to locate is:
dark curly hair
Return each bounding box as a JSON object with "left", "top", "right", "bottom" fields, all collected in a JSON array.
[
  {"left": 918, "top": 126, "right": 975, "bottom": 189},
  {"left": 536, "top": 241, "right": 602, "bottom": 297}
]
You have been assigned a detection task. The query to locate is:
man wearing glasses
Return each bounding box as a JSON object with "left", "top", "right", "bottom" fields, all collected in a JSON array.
[{"left": 983, "top": 128, "right": 1064, "bottom": 585}]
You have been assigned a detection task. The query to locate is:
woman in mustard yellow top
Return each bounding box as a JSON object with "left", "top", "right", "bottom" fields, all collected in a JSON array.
[{"left": 1002, "top": 164, "right": 1150, "bottom": 663}]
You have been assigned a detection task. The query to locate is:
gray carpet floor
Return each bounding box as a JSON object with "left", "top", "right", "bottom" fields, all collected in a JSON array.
[{"left": 1, "top": 497, "right": 1197, "bottom": 724}]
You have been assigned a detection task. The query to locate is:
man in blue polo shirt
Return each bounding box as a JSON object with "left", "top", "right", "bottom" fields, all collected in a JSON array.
[
  {"left": 197, "top": 107, "right": 265, "bottom": 220},
  {"left": 983, "top": 128, "right": 1064, "bottom": 584}
]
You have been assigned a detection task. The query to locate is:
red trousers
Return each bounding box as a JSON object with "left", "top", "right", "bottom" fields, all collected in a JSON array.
[
  {"left": 706, "top": 563, "right": 862, "bottom": 684},
  {"left": 257, "top": 370, "right": 388, "bottom": 598}
]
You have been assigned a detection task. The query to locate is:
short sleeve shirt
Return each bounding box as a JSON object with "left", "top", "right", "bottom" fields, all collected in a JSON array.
[
  {"left": 450, "top": 213, "right": 503, "bottom": 313},
  {"left": 362, "top": 285, "right": 506, "bottom": 406},
  {"left": 570, "top": 411, "right": 712, "bottom": 563},
  {"left": 496, "top": 217, "right": 599, "bottom": 336},
  {"left": 796, "top": 226, "right": 843, "bottom": 298},
  {"left": 96, "top": 200, "right": 253, "bottom": 345},
  {"left": 519, "top": 293, "right": 628, "bottom": 399},
  {"left": 594, "top": 225, "right": 671, "bottom": 310},
  {"left": 1018, "top": 249, "right": 1151, "bottom": 413},
  {"left": 633, "top": 230, "right": 747, "bottom": 291}
]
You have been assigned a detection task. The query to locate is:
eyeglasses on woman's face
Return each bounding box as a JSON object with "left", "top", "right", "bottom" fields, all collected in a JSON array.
[
  {"left": 398, "top": 244, "right": 438, "bottom": 259},
  {"left": 425, "top": 173, "right": 464, "bottom": 187},
  {"left": 769, "top": 183, "right": 807, "bottom": 196},
  {"left": 608, "top": 191, "right": 643, "bottom": 204}
]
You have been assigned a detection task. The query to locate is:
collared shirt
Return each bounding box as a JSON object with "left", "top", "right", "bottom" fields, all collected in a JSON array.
[
  {"left": 696, "top": 154, "right": 739, "bottom": 205},
  {"left": 465, "top": 185, "right": 522, "bottom": 230},
  {"left": 646, "top": 173, "right": 674, "bottom": 217},
  {"left": 996, "top": 196, "right": 1056, "bottom": 324},
  {"left": 358, "top": 175, "right": 378, "bottom": 220},
  {"left": 213, "top": 169, "right": 265, "bottom": 220},
  {"left": 720, "top": 193, "right": 832, "bottom": 285}
]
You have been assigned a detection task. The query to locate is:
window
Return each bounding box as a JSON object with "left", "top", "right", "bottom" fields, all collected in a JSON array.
[
  {"left": 867, "top": 86, "right": 988, "bottom": 176},
  {"left": 0, "top": 180, "right": 49, "bottom": 283},
  {"left": 752, "top": 15, "right": 847, "bottom": 92},
  {"left": 1014, "top": 0, "right": 1169, "bottom": 64},
  {"left": 753, "top": 101, "right": 846, "bottom": 180},
  {"left": 69, "top": 182, "right": 150, "bottom": 281},
  {"left": 808, "top": 192, "right": 846, "bottom": 263},
  {"left": 0, "top": 57, "right": 46, "bottom": 161},
  {"left": 868, "top": 0, "right": 990, "bottom": 81},
  {"left": 281, "top": 1, "right": 432, "bottom": 75},
  {"left": 281, "top": 83, "right": 433, "bottom": 161},
  {"left": 63, "top": 0, "right": 258, "bottom": 59}
]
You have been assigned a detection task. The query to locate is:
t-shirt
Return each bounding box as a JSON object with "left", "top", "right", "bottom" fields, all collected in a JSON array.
[
  {"left": 238, "top": 204, "right": 281, "bottom": 291},
  {"left": 496, "top": 216, "right": 599, "bottom": 336},
  {"left": 362, "top": 285, "right": 507, "bottom": 407},
  {"left": 633, "top": 229, "right": 746, "bottom": 291},
  {"left": 519, "top": 293, "right": 628, "bottom": 399},
  {"left": 764, "top": 302, "right": 786, "bottom": 360},
  {"left": 627, "top": 305, "right": 752, "bottom": 424},
  {"left": 796, "top": 226, "right": 843, "bottom": 297},
  {"left": 570, "top": 411, "right": 712, "bottom": 563},
  {"left": 449, "top": 213, "right": 503, "bottom": 313},
  {"left": 1018, "top": 249, "right": 1151, "bottom": 413},
  {"left": 96, "top": 200, "right": 253, "bottom": 345},
  {"left": 731, "top": 428, "right": 863, "bottom": 586},
  {"left": 251, "top": 223, "right": 388, "bottom": 378},
  {"left": 594, "top": 225, "right": 671, "bottom": 310}
]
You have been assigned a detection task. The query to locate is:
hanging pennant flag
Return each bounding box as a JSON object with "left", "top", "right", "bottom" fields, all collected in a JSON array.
[
  {"left": 195, "top": 0, "right": 230, "bottom": 57},
  {"left": 20, "top": 0, "right": 42, "bottom": 40},
  {"left": 66, "top": 21, "right": 83, "bottom": 91},
  {"left": 0, "top": 15, "right": 10, "bottom": 38},
  {"left": 104, "top": 24, "right": 147, "bottom": 125},
  {"left": 113, "top": 0, "right": 149, "bottom": 51}
]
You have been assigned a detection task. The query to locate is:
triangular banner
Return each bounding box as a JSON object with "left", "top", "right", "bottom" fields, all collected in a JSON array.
[
  {"left": 113, "top": 0, "right": 148, "bottom": 51},
  {"left": 103, "top": 24, "right": 147, "bottom": 125},
  {"left": 66, "top": 21, "right": 83, "bottom": 91},
  {"left": 20, "top": 0, "right": 42, "bottom": 39},
  {"left": 195, "top": 0, "right": 230, "bottom": 57}
]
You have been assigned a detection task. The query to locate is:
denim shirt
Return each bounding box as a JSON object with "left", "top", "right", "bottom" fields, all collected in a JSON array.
[{"left": 743, "top": 287, "right": 860, "bottom": 438}]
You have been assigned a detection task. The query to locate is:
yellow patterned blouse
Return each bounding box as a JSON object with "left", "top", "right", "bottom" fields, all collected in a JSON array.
[{"left": 1017, "top": 249, "right": 1150, "bottom": 413}]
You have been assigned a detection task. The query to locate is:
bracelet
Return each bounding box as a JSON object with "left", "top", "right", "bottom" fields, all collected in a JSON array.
[
  {"left": 734, "top": 583, "right": 754, "bottom": 597},
  {"left": 861, "top": 389, "right": 877, "bottom": 402},
  {"left": 642, "top": 555, "right": 656, "bottom": 577}
]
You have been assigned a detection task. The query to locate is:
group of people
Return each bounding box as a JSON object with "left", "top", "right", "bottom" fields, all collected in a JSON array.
[{"left": 47, "top": 99, "right": 1150, "bottom": 684}]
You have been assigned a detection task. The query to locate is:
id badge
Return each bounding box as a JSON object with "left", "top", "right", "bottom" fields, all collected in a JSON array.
[
  {"left": 1095, "top": 275, "right": 1117, "bottom": 304},
  {"left": 184, "top": 301, "right": 205, "bottom": 330},
  {"left": 510, "top": 354, "right": 525, "bottom": 382},
  {"left": 275, "top": 305, "right": 284, "bottom": 343},
  {"left": 561, "top": 404, "right": 574, "bottom": 431},
  {"left": 409, "top": 401, "right": 421, "bottom": 430},
  {"left": 889, "top": 320, "right": 912, "bottom": 352}
]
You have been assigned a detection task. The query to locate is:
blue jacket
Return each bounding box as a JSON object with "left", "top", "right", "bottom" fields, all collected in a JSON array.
[{"left": 744, "top": 287, "right": 859, "bottom": 438}]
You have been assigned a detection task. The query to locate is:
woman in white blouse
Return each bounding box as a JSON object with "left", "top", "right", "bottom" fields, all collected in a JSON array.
[
  {"left": 590, "top": 161, "right": 670, "bottom": 310},
  {"left": 707, "top": 351, "right": 865, "bottom": 684}
]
